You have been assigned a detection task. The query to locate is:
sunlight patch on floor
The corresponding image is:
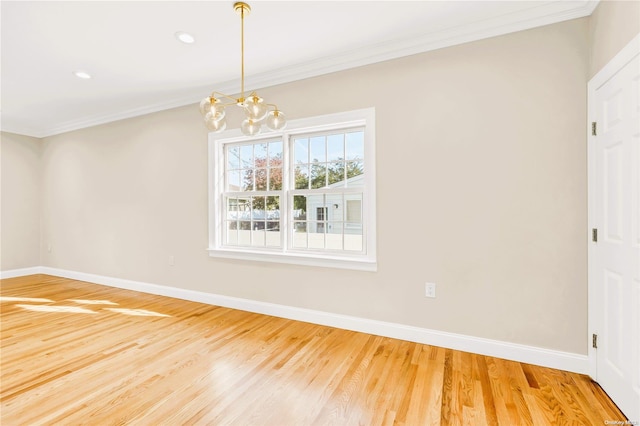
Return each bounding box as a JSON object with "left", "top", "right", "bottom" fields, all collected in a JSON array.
[
  {"left": 104, "top": 308, "right": 170, "bottom": 317},
  {"left": 0, "top": 296, "right": 54, "bottom": 303},
  {"left": 16, "top": 304, "right": 98, "bottom": 314},
  {"left": 4, "top": 296, "right": 169, "bottom": 317},
  {"left": 67, "top": 299, "right": 119, "bottom": 306}
]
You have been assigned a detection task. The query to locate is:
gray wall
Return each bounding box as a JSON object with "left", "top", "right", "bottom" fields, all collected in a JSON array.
[
  {"left": 589, "top": 0, "right": 640, "bottom": 77},
  {"left": 1, "top": 132, "right": 41, "bottom": 270},
  {"left": 40, "top": 18, "right": 589, "bottom": 353}
]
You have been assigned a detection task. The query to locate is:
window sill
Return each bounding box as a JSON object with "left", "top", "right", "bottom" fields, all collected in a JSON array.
[{"left": 207, "top": 247, "right": 377, "bottom": 272}]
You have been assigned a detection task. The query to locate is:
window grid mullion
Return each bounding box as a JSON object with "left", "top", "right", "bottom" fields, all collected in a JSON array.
[
  {"left": 281, "top": 135, "right": 290, "bottom": 251},
  {"left": 224, "top": 190, "right": 282, "bottom": 197},
  {"left": 289, "top": 188, "right": 364, "bottom": 196}
]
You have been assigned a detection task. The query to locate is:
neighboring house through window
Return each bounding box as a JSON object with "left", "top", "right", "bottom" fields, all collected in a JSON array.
[{"left": 208, "top": 108, "right": 376, "bottom": 271}]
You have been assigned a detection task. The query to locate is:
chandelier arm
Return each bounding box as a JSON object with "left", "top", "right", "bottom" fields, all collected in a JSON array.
[{"left": 211, "top": 92, "right": 239, "bottom": 103}]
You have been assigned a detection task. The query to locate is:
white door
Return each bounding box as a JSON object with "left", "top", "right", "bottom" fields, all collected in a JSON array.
[{"left": 589, "top": 35, "right": 640, "bottom": 422}]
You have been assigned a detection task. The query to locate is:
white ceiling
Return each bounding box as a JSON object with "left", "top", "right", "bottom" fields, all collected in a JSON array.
[{"left": 1, "top": 0, "right": 598, "bottom": 138}]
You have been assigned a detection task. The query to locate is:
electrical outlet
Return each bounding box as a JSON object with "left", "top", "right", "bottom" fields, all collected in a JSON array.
[
  {"left": 425, "top": 282, "right": 436, "bottom": 298},
  {"left": 168, "top": 255, "right": 175, "bottom": 266}
]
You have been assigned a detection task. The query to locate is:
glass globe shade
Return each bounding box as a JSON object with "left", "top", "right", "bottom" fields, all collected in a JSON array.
[
  {"left": 244, "top": 95, "right": 268, "bottom": 121},
  {"left": 199, "top": 97, "right": 225, "bottom": 121},
  {"left": 199, "top": 97, "right": 211, "bottom": 116},
  {"left": 241, "top": 118, "right": 261, "bottom": 136},
  {"left": 266, "top": 110, "right": 286, "bottom": 131},
  {"left": 205, "top": 114, "right": 226, "bottom": 132}
]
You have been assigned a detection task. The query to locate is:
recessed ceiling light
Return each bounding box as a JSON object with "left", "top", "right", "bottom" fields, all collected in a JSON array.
[
  {"left": 175, "top": 31, "right": 195, "bottom": 44},
  {"left": 74, "top": 70, "right": 92, "bottom": 80}
]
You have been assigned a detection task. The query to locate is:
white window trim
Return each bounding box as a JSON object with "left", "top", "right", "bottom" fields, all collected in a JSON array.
[{"left": 207, "top": 108, "right": 377, "bottom": 271}]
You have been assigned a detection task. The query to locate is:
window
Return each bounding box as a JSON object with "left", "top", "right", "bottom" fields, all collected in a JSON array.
[{"left": 208, "top": 108, "right": 376, "bottom": 271}]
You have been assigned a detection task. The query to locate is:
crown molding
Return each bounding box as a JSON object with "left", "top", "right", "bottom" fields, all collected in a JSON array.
[
  {"left": 0, "top": 114, "right": 49, "bottom": 139},
  {"left": 1, "top": 0, "right": 599, "bottom": 139}
]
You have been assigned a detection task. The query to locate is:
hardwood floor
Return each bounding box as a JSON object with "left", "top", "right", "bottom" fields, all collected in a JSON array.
[{"left": 1, "top": 275, "right": 627, "bottom": 425}]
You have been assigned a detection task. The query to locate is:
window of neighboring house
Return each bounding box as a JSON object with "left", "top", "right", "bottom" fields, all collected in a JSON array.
[
  {"left": 208, "top": 108, "right": 376, "bottom": 271},
  {"left": 346, "top": 199, "right": 362, "bottom": 229}
]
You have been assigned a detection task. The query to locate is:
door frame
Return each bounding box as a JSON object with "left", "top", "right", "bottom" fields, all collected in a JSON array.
[{"left": 587, "top": 33, "right": 640, "bottom": 380}]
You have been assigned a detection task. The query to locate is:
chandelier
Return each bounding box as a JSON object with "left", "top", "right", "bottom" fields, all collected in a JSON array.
[{"left": 199, "top": 2, "right": 286, "bottom": 136}]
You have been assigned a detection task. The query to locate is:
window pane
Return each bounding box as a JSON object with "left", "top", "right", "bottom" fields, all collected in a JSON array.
[
  {"left": 269, "top": 141, "right": 282, "bottom": 161},
  {"left": 252, "top": 228, "right": 266, "bottom": 247},
  {"left": 227, "top": 146, "right": 240, "bottom": 169},
  {"left": 308, "top": 200, "right": 326, "bottom": 249},
  {"left": 308, "top": 228, "right": 325, "bottom": 249},
  {"left": 240, "top": 144, "right": 253, "bottom": 168},
  {"left": 268, "top": 167, "right": 282, "bottom": 191},
  {"left": 347, "top": 160, "right": 364, "bottom": 176},
  {"left": 266, "top": 196, "right": 280, "bottom": 217},
  {"left": 345, "top": 195, "right": 363, "bottom": 251},
  {"left": 346, "top": 131, "right": 364, "bottom": 161},
  {"left": 254, "top": 143, "right": 267, "bottom": 168},
  {"left": 308, "top": 197, "right": 327, "bottom": 250},
  {"left": 326, "top": 223, "right": 343, "bottom": 250},
  {"left": 295, "top": 165, "right": 309, "bottom": 190},
  {"left": 294, "top": 138, "right": 308, "bottom": 164},
  {"left": 249, "top": 196, "right": 261, "bottom": 216},
  {"left": 238, "top": 221, "right": 251, "bottom": 246},
  {"left": 344, "top": 226, "right": 363, "bottom": 251},
  {"left": 266, "top": 235, "right": 280, "bottom": 247},
  {"left": 326, "top": 194, "right": 343, "bottom": 220},
  {"left": 242, "top": 169, "right": 254, "bottom": 191},
  {"left": 254, "top": 157, "right": 268, "bottom": 170},
  {"left": 292, "top": 222, "right": 308, "bottom": 248},
  {"left": 310, "top": 136, "right": 326, "bottom": 162},
  {"left": 267, "top": 141, "right": 283, "bottom": 191},
  {"left": 327, "top": 222, "right": 342, "bottom": 234},
  {"left": 227, "top": 170, "right": 241, "bottom": 191},
  {"left": 310, "top": 163, "right": 327, "bottom": 189},
  {"left": 327, "top": 162, "right": 345, "bottom": 186},
  {"left": 254, "top": 169, "right": 268, "bottom": 191},
  {"left": 237, "top": 198, "right": 250, "bottom": 217},
  {"left": 226, "top": 221, "right": 238, "bottom": 245},
  {"left": 226, "top": 197, "right": 238, "bottom": 220},
  {"left": 265, "top": 206, "right": 280, "bottom": 247},
  {"left": 327, "top": 134, "right": 344, "bottom": 162},
  {"left": 346, "top": 161, "right": 364, "bottom": 187},
  {"left": 292, "top": 195, "right": 307, "bottom": 219}
]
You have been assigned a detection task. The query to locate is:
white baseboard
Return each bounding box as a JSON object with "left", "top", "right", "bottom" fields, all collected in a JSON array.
[
  {"left": 0, "top": 266, "right": 44, "bottom": 279},
  {"left": 2, "top": 266, "right": 589, "bottom": 374}
]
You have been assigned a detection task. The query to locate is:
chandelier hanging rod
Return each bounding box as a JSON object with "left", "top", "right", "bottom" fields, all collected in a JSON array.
[{"left": 237, "top": 1, "right": 247, "bottom": 100}]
